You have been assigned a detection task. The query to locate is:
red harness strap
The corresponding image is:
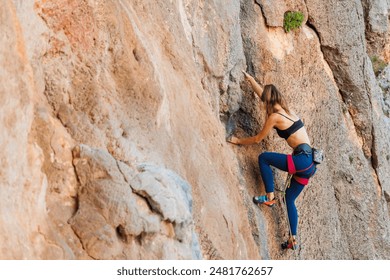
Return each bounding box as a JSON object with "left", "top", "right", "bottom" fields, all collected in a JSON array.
[
  {"left": 293, "top": 176, "right": 309, "bottom": 185},
  {"left": 287, "top": 154, "right": 295, "bottom": 174},
  {"left": 287, "top": 154, "right": 312, "bottom": 186}
]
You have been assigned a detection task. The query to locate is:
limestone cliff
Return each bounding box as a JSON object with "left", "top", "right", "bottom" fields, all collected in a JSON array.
[{"left": 1, "top": 0, "right": 390, "bottom": 259}]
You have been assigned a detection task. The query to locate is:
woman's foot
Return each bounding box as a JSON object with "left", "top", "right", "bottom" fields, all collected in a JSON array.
[
  {"left": 281, "top": 237, "right": 298, "bottom": 250},
  {"left": 253, "top": 195, "right": 276, "bottom": 207}
]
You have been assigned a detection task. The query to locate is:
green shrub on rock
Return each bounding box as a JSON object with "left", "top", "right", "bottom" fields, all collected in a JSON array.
[{"left": 283, "top": 11, "right": 304, "bottom": 33}]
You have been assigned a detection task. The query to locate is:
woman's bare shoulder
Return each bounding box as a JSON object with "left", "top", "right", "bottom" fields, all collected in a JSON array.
[
  {"left": 289, "top": 111, "right": 300, "bottom": 119},
  {"left": 269, "top": 112, "right": 281, "bottom": 120}
]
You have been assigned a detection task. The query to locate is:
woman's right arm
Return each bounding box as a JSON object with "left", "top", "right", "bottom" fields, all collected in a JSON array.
[
  {"left": 243, "top": 71, "right": 263, "bottom": 99},
  {"left": 227, "top": 114, "right": 277, "bottom": 145}
]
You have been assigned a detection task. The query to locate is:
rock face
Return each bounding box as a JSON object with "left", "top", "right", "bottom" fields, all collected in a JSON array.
[
  {"left": 362, "top": 0, "right": 389, "bottom": 58},
  {"left": 70, "top": 144, "right": 201, "bottom": 259},
  {"left": 1, "top": 0, "right": 390, "bottom": 259}
]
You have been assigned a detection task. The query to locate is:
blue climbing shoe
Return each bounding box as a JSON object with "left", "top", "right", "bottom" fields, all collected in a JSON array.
[{"left": 253, "top": 195, "right": 276, "bottom": 207}]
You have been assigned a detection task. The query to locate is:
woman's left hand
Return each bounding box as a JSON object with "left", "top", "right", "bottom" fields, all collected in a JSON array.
[{"left": 227, "top": 136, "right": 240, "bottom": 145}]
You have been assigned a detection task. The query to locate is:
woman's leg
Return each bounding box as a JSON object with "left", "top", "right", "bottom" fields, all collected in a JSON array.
[
  {"left": 285, "top": 153, "right": 313, "bottom": 236},
  {"left": 258, "top": 152, "right": 310, "bottom": 242},
  {"left": 285, "top": 178, "right": 305, "bottom": 236},
  {"left": 258, "top": 152, "right": 288, "bottom": 200}
]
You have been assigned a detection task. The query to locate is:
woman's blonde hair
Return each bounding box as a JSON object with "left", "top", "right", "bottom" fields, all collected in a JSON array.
[{"left": 261, "top": 84, "right": 290, "bottom": 116}]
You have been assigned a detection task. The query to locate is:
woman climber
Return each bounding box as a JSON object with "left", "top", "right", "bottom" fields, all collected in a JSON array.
[{"left": 227, "top": 71, "right": 316, "bottom": 250}]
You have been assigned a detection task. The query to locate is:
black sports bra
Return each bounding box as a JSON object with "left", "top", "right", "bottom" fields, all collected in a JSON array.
[{"left": 274, "top": 113, "right": 304, "bottom": 140}]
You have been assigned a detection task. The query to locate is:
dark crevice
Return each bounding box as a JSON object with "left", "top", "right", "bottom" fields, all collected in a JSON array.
[
  {"left": 235, "top": 108, "right": 261, "bottom": 136},
  {"left": 134, "top": 190, "right": 163, "bottom": 218},
  {"left": 362, "top": 56, "right": 378, "bottom": 164},
  {"left": 242, "top": 37, "right": 255, "bottom": 75},
  {"left": 116, "top": 224, "right": 147, "bottom": 245},
  {"left": 68, "top": 147, "right": 81, "bottom": 218},
  {"left": 370, "top": 126, "right": 378, "bottom": 170},
  {"left": 384, "top": 191, "right": 390, "bottom": 203},
  {"left": 116, "top": 225, "right": 128, "bottom": 242},
  {"left": 253, "top": 0, "right": 268, "bottom": 26},
  {"left": 370, "top": 125, "right": 383, "bottom": 191},
  {"left": 306, "top": 19, "right": 321, "bottom": 42},
  {"left": 115, "top": 225, "right": 153, "bottom": 248}
]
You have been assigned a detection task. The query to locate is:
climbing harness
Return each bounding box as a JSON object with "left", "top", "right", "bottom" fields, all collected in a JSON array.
[{"left": 287, "top": 154, "right": 314, "bottom": 185}]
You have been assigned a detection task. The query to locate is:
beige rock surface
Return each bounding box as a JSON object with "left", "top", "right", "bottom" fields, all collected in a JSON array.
[
  {"left": 1, "top": 0, "right": 390, "bottom": 259},
  {"left": 362, "top": 0, "right": 389, "bottom": 58}
]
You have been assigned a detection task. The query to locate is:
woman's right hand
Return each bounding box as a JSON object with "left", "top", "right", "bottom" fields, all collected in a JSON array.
[{"left": 242, "top": 70, "right": 263, "bottom": 99}]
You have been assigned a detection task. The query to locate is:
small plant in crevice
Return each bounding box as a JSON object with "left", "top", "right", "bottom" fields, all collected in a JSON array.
[
  {"left": 370, "top": 55, "right": 387, "bottom": 76},
  {"left": 283, "top": 11, "right": 304, "bottom": 33}
]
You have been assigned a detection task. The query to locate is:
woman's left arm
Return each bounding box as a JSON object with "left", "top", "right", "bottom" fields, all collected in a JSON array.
[{"left": 228, "top": 115, "right": 277, "bottom": 145}]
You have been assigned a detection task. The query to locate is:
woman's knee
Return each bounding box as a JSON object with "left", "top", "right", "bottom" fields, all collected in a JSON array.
[{"left": 258, "top": 152, "right": 272, "bottom": 164}]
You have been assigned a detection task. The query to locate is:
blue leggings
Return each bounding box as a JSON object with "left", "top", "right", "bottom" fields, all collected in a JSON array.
[{"left": 258, "top": 152, "right": 314, "bottom": 236}]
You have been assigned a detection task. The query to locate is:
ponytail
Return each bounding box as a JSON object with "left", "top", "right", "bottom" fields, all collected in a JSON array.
[{"left": 261, "top": 84, "right": 290, "bottom": 116}]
